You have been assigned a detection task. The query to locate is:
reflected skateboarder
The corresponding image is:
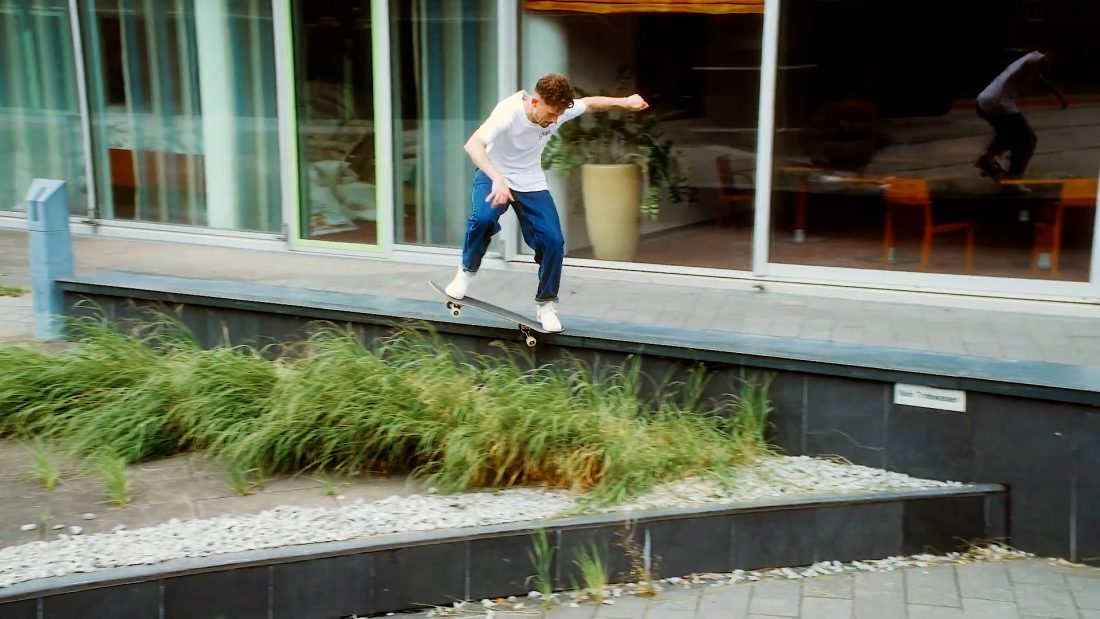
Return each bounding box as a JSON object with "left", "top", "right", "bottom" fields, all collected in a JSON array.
[{"left": 974, "top": 50, "right": 1067, "bottom": 186}]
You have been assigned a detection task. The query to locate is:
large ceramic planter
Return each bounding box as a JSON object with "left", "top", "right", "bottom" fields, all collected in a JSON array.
[{"left": 580, "top": 163, "right": 642, "bottom": 261}]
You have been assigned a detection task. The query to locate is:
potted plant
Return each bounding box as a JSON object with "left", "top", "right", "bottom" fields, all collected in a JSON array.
[{"left": 542, "top": 92, "right": 690, "bottom": 261}]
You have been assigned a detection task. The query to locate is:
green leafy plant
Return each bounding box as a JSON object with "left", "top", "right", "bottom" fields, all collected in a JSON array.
[
  {"left": 526, "top": 528, "right": 556, "bottom": 603},
  {"left": 224, "top": 461, "right": 264, "bottom": 496},
  {"left": 571, "top": 541, "right": 610, "bottom": 602},
  {"left": 0, "top": 283, "right": 25, "bottom": 297},
  {"left": 95, "top": 452, "right": 132, "bottom": 507},
  {"left": 726, "top": 372, "right": 776, "bottom": 459},
  {"left": 541, "top": 82, "right": 691, "bottom": 219},
  {"left": 27, "top": 438, "right": 61, "bottom": 491}
]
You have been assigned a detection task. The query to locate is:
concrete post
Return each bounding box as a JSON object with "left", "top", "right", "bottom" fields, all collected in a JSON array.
[{"left": 26, "top": 179, "right": 74, "bottom": 341}]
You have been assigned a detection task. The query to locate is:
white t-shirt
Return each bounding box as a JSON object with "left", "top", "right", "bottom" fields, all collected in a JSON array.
[
  {"left": 977, "top": 51, "right": 1045, "bottom": 115},
  {"left": 474, "top": 91, "right": 587, "bottom": 192}
]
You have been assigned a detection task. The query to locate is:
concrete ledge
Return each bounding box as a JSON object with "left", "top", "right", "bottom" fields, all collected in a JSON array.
[
  {"left": 0, "top": 485, "right": 1005, "bottom": 619},
  {"left": 55, "top": 271, "right": 1100, "bottom": 405}
]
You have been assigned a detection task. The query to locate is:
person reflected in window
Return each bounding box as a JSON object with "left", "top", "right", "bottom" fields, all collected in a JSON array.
[{"left": 974, "top": 50, "right": 1067, "bottom": 188}]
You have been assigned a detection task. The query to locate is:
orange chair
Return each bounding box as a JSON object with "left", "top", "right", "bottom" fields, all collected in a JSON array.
[
  {"left": 714, "top": 155, "right": 754, "bottom": 227},
  {"left": 1031, "top": 178, "right": 1098, "bottom": 278},
  {"left": 882, "top": 178, "right": 974, "bottom": 272}
]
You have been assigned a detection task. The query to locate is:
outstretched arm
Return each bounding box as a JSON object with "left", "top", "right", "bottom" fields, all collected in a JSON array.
[{"left": 580, "top": 94, "right": 649, "bottom": 112}]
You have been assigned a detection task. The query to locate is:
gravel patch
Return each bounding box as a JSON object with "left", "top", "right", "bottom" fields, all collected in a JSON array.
[{"left": 0, "top": 455, "right": 965, "bottom": 589}]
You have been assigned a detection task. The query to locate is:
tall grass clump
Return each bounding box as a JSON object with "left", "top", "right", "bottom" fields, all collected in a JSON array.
[
  {"left": 0, "top": 311, "right": 777, "bottom": 505},
  {"left": 95, "top": 452, "right": 132, "bottom": 506},
  {"left": 27, "top": 437, "right": 61, "bottom": 491},
  {"left": 527, "top": 528, "right": 556, "bottom": 601},
  {"left": 220, "top": 328, "right": 479, "bottom": 475}
]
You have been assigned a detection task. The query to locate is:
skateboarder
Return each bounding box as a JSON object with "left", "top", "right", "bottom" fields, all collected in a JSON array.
[
  {"left": 974, "top": 50, "right": 1067, "bottom": 185},
  {"left": 444, "top": 73, "right": 649, "bottom": 332}
]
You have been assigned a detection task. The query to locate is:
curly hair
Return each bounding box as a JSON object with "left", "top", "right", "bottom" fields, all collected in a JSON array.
[{"left": 534, "top": 74, "right": 575, "bottom": 111}]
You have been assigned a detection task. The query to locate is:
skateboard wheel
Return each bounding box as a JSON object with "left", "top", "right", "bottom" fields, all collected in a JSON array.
[
  {"left": 451, "top": 308, "right": 461, "bottom": 317},
  {"left": 525, "top": 336, "right": 537, "bottom": 348}
]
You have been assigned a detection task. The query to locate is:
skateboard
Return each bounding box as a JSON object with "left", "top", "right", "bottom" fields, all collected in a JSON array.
[{"left": 428, "top": 280, "right": 553, "bottom": 347}]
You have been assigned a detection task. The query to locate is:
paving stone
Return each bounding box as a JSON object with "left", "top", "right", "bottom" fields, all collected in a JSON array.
[
  {"left": 854, "top": 570, "right": 903, "bottom": 593},
  {"left": 747, "top": 581, "right": 801, "bottom": 617},
  {"left": 696, "top": 586, "right": 750, "bottom": 619},
  {"left": 548, "top": 605, "right": 598, "bottom": 619},
  {"left": 646, "top": 593, "right": 699, "bottom": 614},
  {"left": 956, "top": 561, "right": 1015, "bottom": 602},
  {"left": 799, "top": 597, "right": 851, "bottom": 619},
  {"left": 1067, "top": 574, "right": 1100, "bottom": 610},
  {"left": 643, "top": 610, "right": 695, "bottom": 619},
  {"left": 593, "top": 595, "right": 650, "bottom": 618},
  {"left": 905, "top": 566, "right": 960, "bottom": 607},
  {"left": 961, "top": 598, "right": 1021, "bottom": 619},
  {"left": 1013, "top": 583, "right": 1077, "bottom": 618},
  {"left": 907, "top": 604, "right": 964, "bottom": 618},
  {"left": 1007, "top": 561, "right": 1068, "bottom": 585},
  {"left": 801, "top": 574, "right": 853, "bottom": 599},
  {"left": 854, "top": 588, "right": 904, "bottom": 619}
]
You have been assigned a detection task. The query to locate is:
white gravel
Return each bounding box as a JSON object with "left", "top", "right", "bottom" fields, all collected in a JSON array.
[{"left": 0, "top": 455, "right": 966, "bottom": 589}]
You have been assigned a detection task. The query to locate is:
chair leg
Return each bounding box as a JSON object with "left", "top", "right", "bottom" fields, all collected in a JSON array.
[
  {"left": 965, "top": 225, "right": 974, "bottom": 274},
  {"left": 883, "top": 205, "right": 894, "bottom": 266},
  {"left": 920, "top": 229, "right": 932, "bottom": 271},
  {"left": 1051, "top": 221, "right": 1062, "bottom": 279}
]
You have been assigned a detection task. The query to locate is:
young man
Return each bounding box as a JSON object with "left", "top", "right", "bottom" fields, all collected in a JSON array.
[
  {"left": 445, "top": 73, "right": 648, "bottom": 332},
  {"left": 974, "top": 50, "right": 1067, "bottom": 183}
]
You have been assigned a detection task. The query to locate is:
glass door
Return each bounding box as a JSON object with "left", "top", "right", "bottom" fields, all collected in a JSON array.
[{"left": 289, "top": 0, "right": 383, "bottom": 248}]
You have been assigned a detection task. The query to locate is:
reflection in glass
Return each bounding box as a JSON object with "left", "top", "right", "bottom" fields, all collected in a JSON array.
[
  {"left": 82, "top": 0, "right": 281, "bottom": 232},
  {"left": 771, "top": 1, "right": 1099, "bottom": 282},
  {"left": 294, "top": 0, "right": 377, "bottom": 243},
  {"left": 0, "top": 0, "right": 86, "bottom": 214},
  {"left": 522, "top": 5, "right": 763, "bottom": 270},
  {"left": 391, "top": 0, "right": 498, "bottom": 248}
]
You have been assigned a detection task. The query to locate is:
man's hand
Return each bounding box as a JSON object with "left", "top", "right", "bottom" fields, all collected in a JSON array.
[
  {"left": 487, "top": 178, "right": 513, "bottom": 207},
  {"left": 623, "top": 94, "right": 649, "bottom": 112}
]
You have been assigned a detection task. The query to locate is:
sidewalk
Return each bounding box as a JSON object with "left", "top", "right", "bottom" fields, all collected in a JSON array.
[
  {"left": 517, "top": 559, "right": 1100, "bottom": 619},
  {"left": 1, "top": 229, "right": 1098, "bottom": 367}
]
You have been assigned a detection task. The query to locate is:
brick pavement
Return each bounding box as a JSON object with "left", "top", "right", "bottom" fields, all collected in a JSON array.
[{"left": 456, "top": 559, "right": 1100, "bottom": 619}]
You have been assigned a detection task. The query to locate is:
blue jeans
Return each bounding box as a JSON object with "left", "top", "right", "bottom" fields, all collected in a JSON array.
[{"left": 461, "top": 169, "right": 564, "bottom": 303}]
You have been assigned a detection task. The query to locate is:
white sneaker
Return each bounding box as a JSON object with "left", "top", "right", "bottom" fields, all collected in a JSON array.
[
  {"left": 536, "top": 301, "right": 564, "bottom": 332},
  {"left": 444, "top": 268, "right": 474, "bottom": 299}
]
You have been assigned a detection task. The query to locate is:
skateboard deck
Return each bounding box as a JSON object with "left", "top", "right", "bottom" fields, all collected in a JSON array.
[{"left": 428, "top": 280, "right": 553, "bottom": 347}]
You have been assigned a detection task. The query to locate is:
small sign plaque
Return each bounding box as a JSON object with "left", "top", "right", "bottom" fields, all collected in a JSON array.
[{"left": 893, "top": 383, "right": 966, "bottom": 412}]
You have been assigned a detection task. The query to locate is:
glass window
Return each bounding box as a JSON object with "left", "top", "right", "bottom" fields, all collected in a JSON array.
[
  {"left": 391, "top": 0, "right": 498, "bottom": 248},
  {"left": 771, "top": 0, "right": 1099, "bottom": 282},
  {"left": 521, "top": 4, "right": 763, "bottom": 270},
  {"left": 292, "top": 0, "right": 378, "bottom": 244},
  {"left": 0, "top": 0, "right": 87, "bottom": 215},
  {"left": 80, "top": 0, "right": 281, "bottom": 232}
]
